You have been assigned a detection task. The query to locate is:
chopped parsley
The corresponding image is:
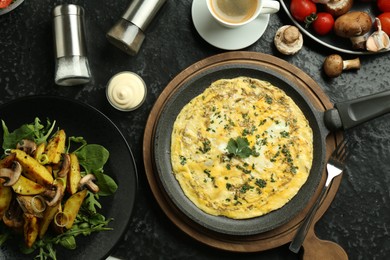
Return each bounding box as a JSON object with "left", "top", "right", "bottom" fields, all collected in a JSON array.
[
  {"left": 255, "top": 178, "right": 267, "bottom": 188},
  {"left": 179, "top": 155, "right": 187, "bottom": 165},
  {"left": 199, "top": 139, "right": 211, "bottom": 154}
]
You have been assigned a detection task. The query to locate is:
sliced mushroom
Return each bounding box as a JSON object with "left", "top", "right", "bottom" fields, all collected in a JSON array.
[
  {"left": 16, "top": 139, "right": 37, "bottom": 156},
  {"left": 334, "top": 11, "right": 373, "bottom": 50},
  {"left": 43, "top": 183, "right": 65, "bottom": 207},
  {"left": 323, "top": 54, "right": 361, "bottom": 78},
  {"left": 2, "top": 197, "right": 24, "bottom": 229},
  {"left": 366, "top": 18, "right": 390, "bottom": 52},
  {"left": 325, "top": 0, "right": 353, "bottom": 17},
  {"left": 79, "top": 174, "right": 100, "bottom": 193},
  {"left": 0, "top": 161, "right": 22, "bottom": 186},
  {"left": 57, "top": 154, "right": 70, "bottom": 178},
  {"left": 274, "top": 25, "right": 303, "bottom": 55}
]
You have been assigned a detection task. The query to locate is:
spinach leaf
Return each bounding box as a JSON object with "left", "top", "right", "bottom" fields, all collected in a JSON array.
[
  {"left": 59, "top": 236, "right": 76, "bottom": 250},
  {"left": 94, "top": 169, "right": 118, "bottom": 196},
  {"left": 75, "top": 144, "right": 109, "bottom": 173}
]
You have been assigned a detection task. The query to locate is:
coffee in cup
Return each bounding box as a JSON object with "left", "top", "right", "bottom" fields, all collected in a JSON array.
[
  {"left": 207, "top": 0, "right": 280, "bottom": 29},
  {"left": 209, "top": 0, "right": 259, "bottom": 25}
]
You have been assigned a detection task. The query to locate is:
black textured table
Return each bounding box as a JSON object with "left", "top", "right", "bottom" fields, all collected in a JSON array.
[{"left": 1, "top": 1, "right": 389, "bottom": 260}]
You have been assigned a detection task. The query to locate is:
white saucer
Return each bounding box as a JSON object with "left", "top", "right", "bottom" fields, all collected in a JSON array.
[{"left": 191, "top": 0, "right": 270, "bottom": 50}]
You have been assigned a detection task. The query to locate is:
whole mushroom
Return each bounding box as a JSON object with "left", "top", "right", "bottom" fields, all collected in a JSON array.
[
  {"left": 334, "top": 11, "right": 373, "bottom": 50},
  {"left": 79, "top": 174, "right": 100, "bottom": 193},
  {"left": 325, "top": 0, "right": 353, "bottom": 17},
  {"left": 323, "top": 54, "right": 361, "bottom": 77},
  {"left": 274, "top": 25, "right": 303, "bottom": 55}
]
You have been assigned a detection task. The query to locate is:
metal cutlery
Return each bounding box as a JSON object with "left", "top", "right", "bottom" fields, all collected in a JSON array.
[{"left": 289, "top": 139, "right": 348, "bottom": 253}]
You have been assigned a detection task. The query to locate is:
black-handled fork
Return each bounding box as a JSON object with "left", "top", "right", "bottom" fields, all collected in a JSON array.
[{"left": 289, "top": 139, "right": 348, "bottom": 253}]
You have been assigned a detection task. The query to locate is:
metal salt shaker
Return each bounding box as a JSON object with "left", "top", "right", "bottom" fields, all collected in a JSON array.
[
  {"left": 53, "top": 4, "right": 91, "bottom": 86},
  {"left": 106, "top": 0, "right": 167, "bottom": 56}
]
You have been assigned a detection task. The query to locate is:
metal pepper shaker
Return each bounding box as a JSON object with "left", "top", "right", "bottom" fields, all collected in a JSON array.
[
  {"left": 106, "top": 0, "right": 167, "bottom": 56},
  {"left": 53, "top": 4, "right": 91, "bottom": 86}
]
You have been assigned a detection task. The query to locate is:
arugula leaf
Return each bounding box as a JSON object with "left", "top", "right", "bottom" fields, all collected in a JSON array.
[
  {"left": 227, "top": 137, "right": 253, "bottom": 158},
  {"left": 67, "top": 136, "right": 87, "bottom": 153},
  {"left": 1, "top": 118, "right": 56, "bottom": 150},
  {"left": 83, "top": 191, "right": 102, "bottom": 213}
]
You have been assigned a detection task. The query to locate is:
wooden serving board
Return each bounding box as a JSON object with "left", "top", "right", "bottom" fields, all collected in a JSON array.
[{"left": 143, "top": 51, "right": 348, "bottom": 259}]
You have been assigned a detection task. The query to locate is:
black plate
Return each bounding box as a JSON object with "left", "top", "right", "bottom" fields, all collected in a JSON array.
[
  {"left": 0, "top": 96, "right": 138, "bottom": 260},
  {"left": 280, "top": 0, "right": 386, "bottom": 55},
  {"left": 153, "top": 64, "right": 327, "bottom": 236}
]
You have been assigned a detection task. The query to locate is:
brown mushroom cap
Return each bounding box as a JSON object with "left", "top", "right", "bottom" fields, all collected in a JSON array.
[
  {"left": 325, "top": 0, "right": 353, "bottom": 17},
  {"left": 323, "top": 54, "right": 344, "bottom": 78},
  {"left": 334, "top": 11, "right": 373, "bottom": 49},
  {"left": 334, "top": 11, "right": 372, "bottom": 38}
]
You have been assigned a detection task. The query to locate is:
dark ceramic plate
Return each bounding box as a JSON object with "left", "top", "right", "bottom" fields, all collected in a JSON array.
[
  {"left": 0, "top": 96, "right": 138, "bottom": 260},
  {"left": 280, "top": 0, "right": 386, "bottom": 55},
  {"left": 153, "top": 64, "right": 326, "bottom": 236}
]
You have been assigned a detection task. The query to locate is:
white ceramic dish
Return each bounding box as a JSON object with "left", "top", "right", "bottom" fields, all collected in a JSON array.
[{"left": 191, "top": 0, "right": 270, "bottom": 50}]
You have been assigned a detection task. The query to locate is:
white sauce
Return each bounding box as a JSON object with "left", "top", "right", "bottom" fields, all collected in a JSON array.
[{"left": 106, "top": 71, "right": 146, "bottom": 111}]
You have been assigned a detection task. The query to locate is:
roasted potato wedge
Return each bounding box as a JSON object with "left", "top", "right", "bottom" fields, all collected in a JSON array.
[
  {"left": 63, "top": 189, "right": 87, "bottom": 229},
  {"left": 0, "top": 153, "right": 16, "bottom": 168},
  {"left": 0, "top": 181, "right": 12, "bottom": 219},
  {"left": 67, "top": 153, "right": 81, "bottom": 195},
  {"left": 11, "top": 149, "right": 54, "bottom": 186},
  {"left": 34, "top": 142, "right": 46, "bottom": 161},
  {"left": 12, "top": 175, "right": 46, "bottom": 195},
  {"left": 39, "top": 203, "right": 60, "bottom": 238},
  {"left": 44, "top": 129, "right": 66, "bottom": 164},
  {"left": 16, "top": 195, "right": 45, "bottom": 218},
  {"left": 23, "top": 213, "right": 39, "bottom": 248}
]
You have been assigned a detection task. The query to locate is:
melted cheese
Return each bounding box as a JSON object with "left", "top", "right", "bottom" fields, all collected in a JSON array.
[{"left": 171, "top": 77, "right": 313, "bottom": 219}]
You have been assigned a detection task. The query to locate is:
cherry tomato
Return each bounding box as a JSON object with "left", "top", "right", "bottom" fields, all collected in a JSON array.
[
  {"left": 311, "top": 12, "right": 335, "bottom": 36},
  {"left": 290, "top": 0, "right": 317, "bottom": 23},
  {"left": 0, "top": 0, "right": 13, "bottom": 8},
  {"left": 378, "top": 0, "right": 390, "bottom": 13},
  {"left": 377, "top": 12, "right": 390, "bottom": 35}
]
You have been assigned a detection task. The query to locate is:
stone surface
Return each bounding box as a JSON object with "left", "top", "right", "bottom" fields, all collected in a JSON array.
[{"left": 0, "top": 0, "right": 389, "bottom": 259}]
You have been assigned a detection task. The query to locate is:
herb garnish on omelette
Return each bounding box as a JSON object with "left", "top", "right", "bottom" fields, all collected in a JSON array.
[{"left": 171, "top": 77, "right": 313, "bottom": 219}]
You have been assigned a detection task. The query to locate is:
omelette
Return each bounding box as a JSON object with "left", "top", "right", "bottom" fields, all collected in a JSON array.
[{"left": 170, "top": 77, "right": 313, "bottom": 219}]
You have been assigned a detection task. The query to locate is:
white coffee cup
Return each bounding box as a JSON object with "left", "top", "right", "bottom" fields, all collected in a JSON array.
[{"left": 207, "top": 0, "right": 280, "bottom": 29}]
